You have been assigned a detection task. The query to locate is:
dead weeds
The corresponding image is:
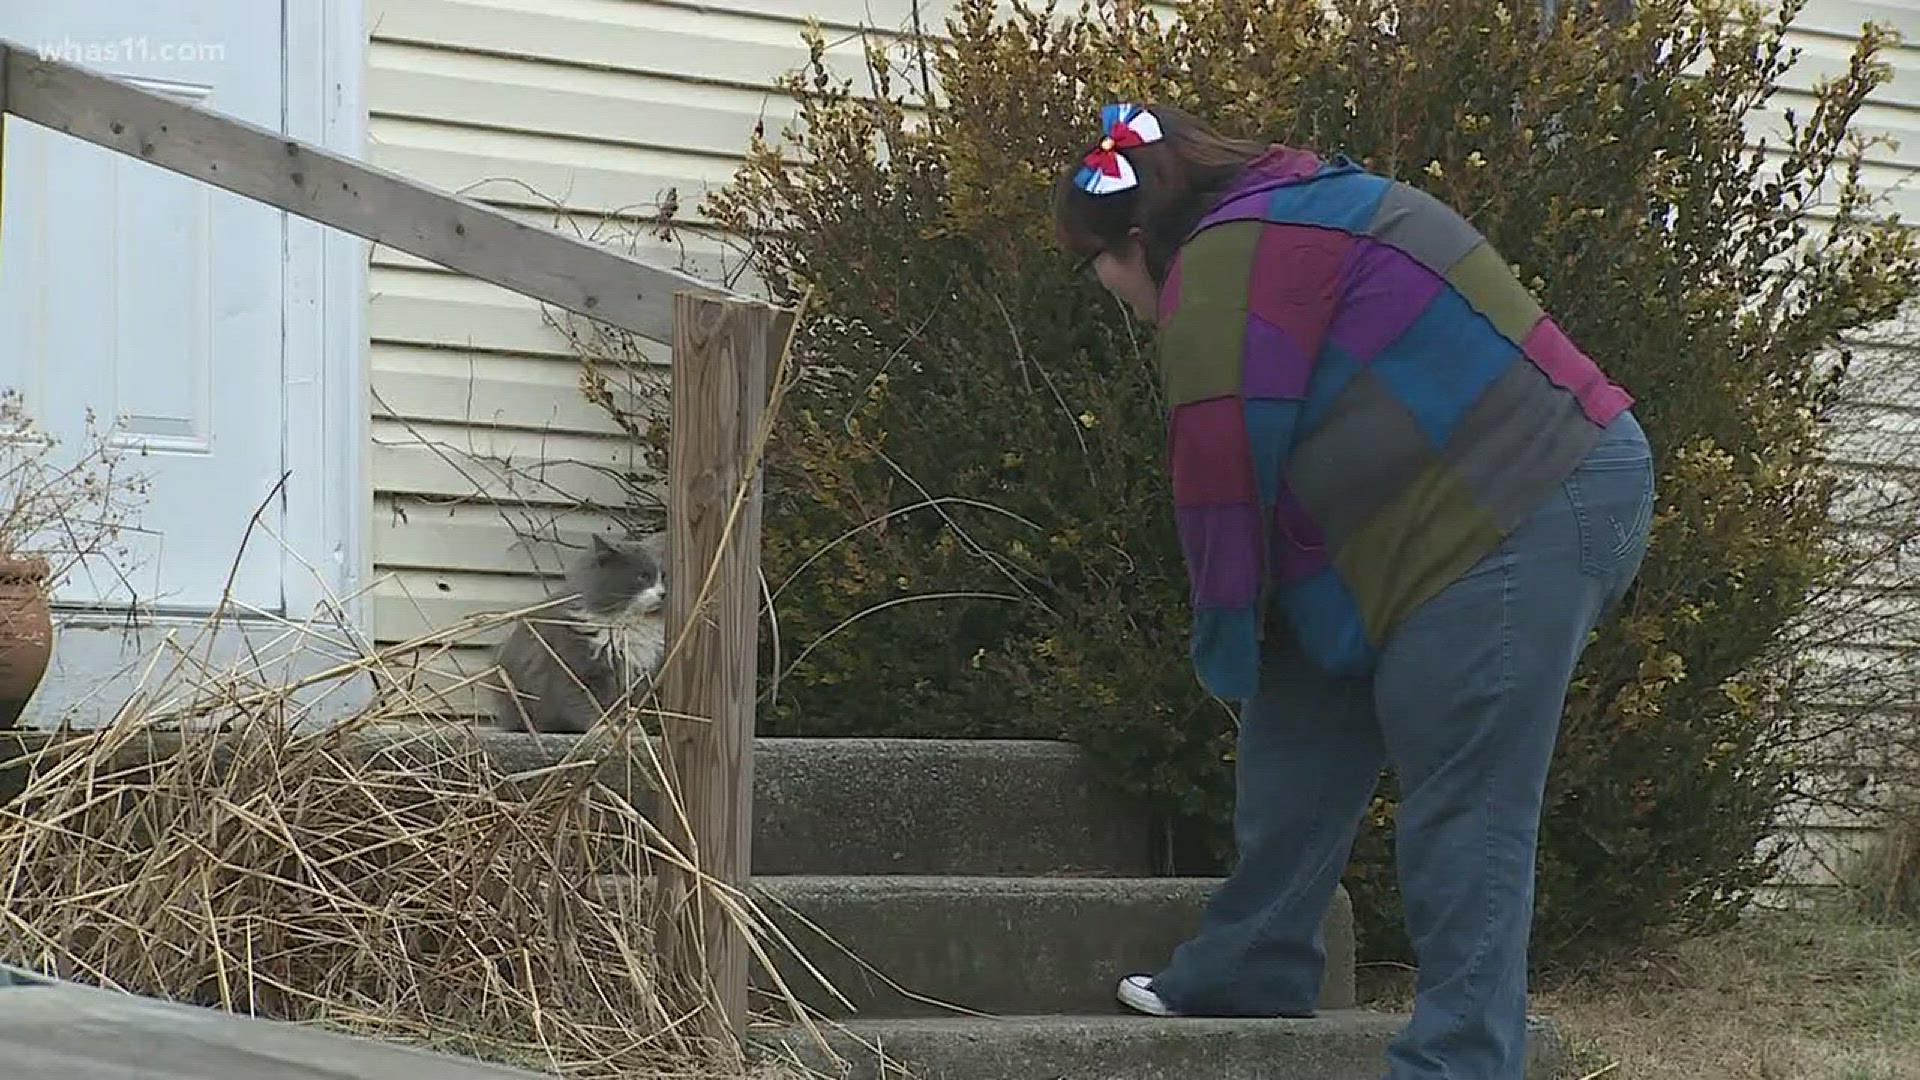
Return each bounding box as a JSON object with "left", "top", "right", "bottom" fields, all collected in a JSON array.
[
  {"left": 1538, "top": 907, "right": 1920, "bottom": 1080},
  {"left": 1358, "top": 908, "right": 1919, "bottom": 1079},
  {"left": 1550, "top": 910, "right": 1919, "bottom": 1078}
]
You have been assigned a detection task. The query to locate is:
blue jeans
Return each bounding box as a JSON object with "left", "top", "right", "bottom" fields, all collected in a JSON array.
[{"left": 1151, "top": 411, "right": 1655, "bottom": 1079}]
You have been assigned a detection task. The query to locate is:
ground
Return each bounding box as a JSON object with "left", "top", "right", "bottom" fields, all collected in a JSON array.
[{"left": 1365, "top": 906, "right": 1920, "bottom": 1079}]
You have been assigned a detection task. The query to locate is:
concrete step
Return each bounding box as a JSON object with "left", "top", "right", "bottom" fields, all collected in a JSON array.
[
  {"left": 1, "top": 731, "right": 1159, "bottom": 877},
  {"left": 752, "top": 876, "right": 1355, "bottom": 1019},
  {"left": 762, "top": 1012, "right": 1568, "bottom": 1079},
  {"left": 457, "top": 733, "right": 1159, "bottom": 875},
  {"left": 747, "top": 738, "right": 1155, "bottom": 876}
]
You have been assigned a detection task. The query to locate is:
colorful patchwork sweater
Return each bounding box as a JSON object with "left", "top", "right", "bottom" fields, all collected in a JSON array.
[{"left": 1159, "top": 147, "right": 1633, "bottom": 698}]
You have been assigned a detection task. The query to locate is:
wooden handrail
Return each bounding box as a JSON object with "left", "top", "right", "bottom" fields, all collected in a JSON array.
[
  {"left": 0, "top": 39, "right": 772, "bottom": 1040},
  {"left": 0, "top": 41, "right": 728, "bottom": 342}
]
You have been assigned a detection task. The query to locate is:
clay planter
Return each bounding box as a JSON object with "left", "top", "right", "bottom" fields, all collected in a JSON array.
[{"left": 0, "top": 556, "right": 52, "bottom": 730}]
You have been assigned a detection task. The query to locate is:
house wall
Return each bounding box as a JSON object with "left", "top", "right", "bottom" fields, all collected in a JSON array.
[
  {"left": 1765, "top": 2, "right": 1920, "bottom": 899},
  {"left": 361, "top": 0, "right": 949, "bottom": 716},
  {"left": 360, "top": 0, "right": 1918, "bottom": 885}
]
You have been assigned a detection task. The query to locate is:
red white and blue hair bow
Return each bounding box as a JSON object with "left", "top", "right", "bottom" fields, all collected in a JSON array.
[{"left": 1075, "top": 104, "right": 1165, "bottom": 196}]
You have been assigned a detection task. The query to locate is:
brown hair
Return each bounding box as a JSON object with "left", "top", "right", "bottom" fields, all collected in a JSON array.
[{"left": 1052, "top": 104, "right": 1269, "bottom": 285}]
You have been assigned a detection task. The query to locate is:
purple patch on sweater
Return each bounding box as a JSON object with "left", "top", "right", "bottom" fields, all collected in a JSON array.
[
  {"left": 1177, "top": 504, "right": 1266, "bottom": 608},
  {"left": 1195, "top": 146, "right": 1329, "bottom": 232},
  {"left": 1242, "top": 315, "right": 1316, "bottom": 399},
  {"left": 1327, "top": 241, "right": 1448, "bottom": 362},
  {"left": 1272, "top": 484, "right": 1330, "bottom": 582}
]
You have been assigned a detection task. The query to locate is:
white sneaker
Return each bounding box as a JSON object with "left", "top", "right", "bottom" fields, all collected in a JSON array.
[{"left": 1116, "top": 974, "right": 1179, "bottom": 1017}]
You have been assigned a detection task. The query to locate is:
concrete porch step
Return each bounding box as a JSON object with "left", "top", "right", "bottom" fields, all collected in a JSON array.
[
  {"left": 460, "top": 733, "right": 1156, "bottom": 875},
  {"left": 762, "top": 1012, "right": 1569, "bottom": 1079},
  {"left": 752, "top": 876, "right": 1356, "bottom": 1020},
  {"left": 746, "top": 738, "right": 1155, "bottom": 876},
  {"left": 1, "top": 731, "right": 1159, "bottom": 877}
]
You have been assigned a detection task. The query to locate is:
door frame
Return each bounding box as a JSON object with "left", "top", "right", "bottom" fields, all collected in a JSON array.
[{"left": 281, "top": 0, "right": 368, "bottom": 630}]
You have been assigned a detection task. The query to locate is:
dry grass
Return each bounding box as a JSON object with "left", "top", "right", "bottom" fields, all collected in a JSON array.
[
  {"left": 1537, "top": 907, "right": 1920, "bottom": 1080},
  {"left": 0, "top": 605, "right": 862, "bottom": 1078},
  {"left": 0, "top": 280, "right": 898, "bottom": 1076},
  {"left": 1355, "top": 907, "right": 1920, "bottom": 1079}
]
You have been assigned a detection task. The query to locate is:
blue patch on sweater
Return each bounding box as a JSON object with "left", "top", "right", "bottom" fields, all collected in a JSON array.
[
  {"left": 1264, "top": 171, "right": 1393, "bottom": 235},
  {"left": 1243, "top": 398, "right": 1303, "bottom": 505},
  {"left": 1367, "top": 289, "right": 1520, "bottom": 446},
  {"left": 1280, "top": 567, "right": 1377, "bottom": 677},
  {"left": 1192, "top": 606, "right": 1262, "bottom": 700},
  {"left": 1299, "top": 343, "right": 1367, "bottom": 433}
]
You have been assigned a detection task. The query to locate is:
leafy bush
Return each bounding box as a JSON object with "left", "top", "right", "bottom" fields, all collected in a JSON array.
[{"left": 688, "top": 0, "right": 1920, "bottom": 964}]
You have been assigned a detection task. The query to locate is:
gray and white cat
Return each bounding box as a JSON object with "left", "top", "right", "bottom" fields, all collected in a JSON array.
[{"left": 490, "top": 532, "right": 668, "bottom": 734}]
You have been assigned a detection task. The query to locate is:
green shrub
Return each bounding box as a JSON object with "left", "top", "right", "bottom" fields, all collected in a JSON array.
[{"left": 691, "top": 0, "right": 1920, "bottom": 964}]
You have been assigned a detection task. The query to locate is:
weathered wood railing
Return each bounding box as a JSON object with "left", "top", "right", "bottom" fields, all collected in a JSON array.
[{"left": 0, "top": 41, "right": 781, "bottom": 1036}]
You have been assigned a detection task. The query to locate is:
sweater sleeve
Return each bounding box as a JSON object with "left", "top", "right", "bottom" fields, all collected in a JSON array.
[{"left": 1157, "top": 220, "right": 1351, "bottom": 699}]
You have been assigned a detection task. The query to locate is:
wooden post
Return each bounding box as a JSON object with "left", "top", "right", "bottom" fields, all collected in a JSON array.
[{"left": 658, "top": 292, "right": 781, "bottom": 1038}]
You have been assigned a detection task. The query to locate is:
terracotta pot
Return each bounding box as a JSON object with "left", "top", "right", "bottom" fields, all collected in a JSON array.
[{"left": 0, "top": 556, "right": 52, "bottom": 730}]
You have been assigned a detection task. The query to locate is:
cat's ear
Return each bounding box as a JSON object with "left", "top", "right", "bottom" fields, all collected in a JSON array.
[{"left": 589, "top": 533, "right": 618, "bottom": 561}]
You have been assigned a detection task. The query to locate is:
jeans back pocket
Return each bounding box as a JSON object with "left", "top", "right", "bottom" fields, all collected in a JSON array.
[{"left": 1563, "top": 451, "right": 1655, "bottom": 582}]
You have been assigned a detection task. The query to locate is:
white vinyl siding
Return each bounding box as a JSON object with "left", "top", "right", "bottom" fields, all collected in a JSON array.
[
  {"left": 363, "top": 0, "right": 944, "bottom": 714},
  {"left": 1763, "top": 1, "right": 1920, "bottom": 895}
]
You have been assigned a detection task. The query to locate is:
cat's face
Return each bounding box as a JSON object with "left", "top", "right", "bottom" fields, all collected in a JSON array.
[{"left": 567, "top": 533, "right": 666, "bottom": 620}]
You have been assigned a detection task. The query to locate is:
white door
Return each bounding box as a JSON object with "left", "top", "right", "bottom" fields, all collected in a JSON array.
[{"left": 1, "top": 3, "right": 289, "bottom": 613}]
